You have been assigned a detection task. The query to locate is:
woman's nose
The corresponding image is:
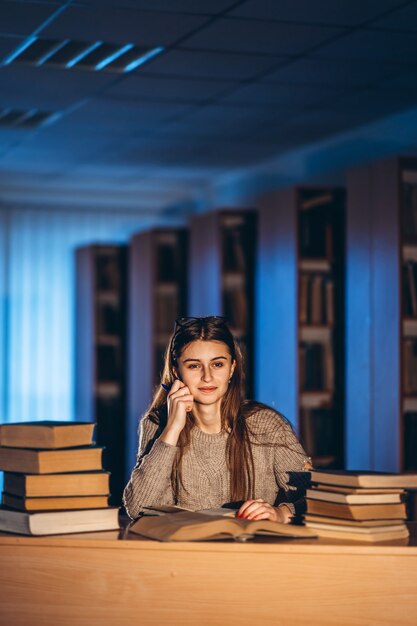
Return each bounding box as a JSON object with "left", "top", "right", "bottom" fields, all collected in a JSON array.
[{"left": 201, "top": 366, "right": 212, "bottom": 382}]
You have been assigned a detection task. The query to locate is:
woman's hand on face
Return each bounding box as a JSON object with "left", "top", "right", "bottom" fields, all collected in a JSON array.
[
  {"left": 162, "top": 379, "right": 194, "bottom": 444},
  {"left": 237, "top": 499, "right": 290, "bottom": 524}
]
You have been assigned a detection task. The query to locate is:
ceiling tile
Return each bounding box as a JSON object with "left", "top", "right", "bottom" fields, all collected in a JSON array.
[
  {"left": 102, "top": 74, "right": 236, "bottom": 103},
  {"left": 140, "top": 48, "right": 285, "bottom": 80},
  {"left": 370, "top": 2, "right": 417, "bottom": 31},
  {"left": 76, "top": 0, "right": 237, "bottom": 14},
  {"left": 220, "top": 81, "right": 344, "bottom": 108},
  {"left": 375, "top": 68, "right": 417, "bottom": 92},
  {"left": 0, "top": 65, "right": 116, "bottom": 109},
  {"left": 0, "top": 1, "right": 61, "bottom": 36},
  {"left": 262, "top": 57, "right": 403, "bottom": 87},
  {"left": 229, "top": 0, "right": 407, "bottom": 26},
  {"left": 41, "top": 5, "right": 208, "bottom": 46},
  {"left": 312, "top": 29, "right": 417, "bottom": 64},
  {"left": 65, "top": 98, "right": 192, "bottom": 134},
  {"left": 181, "top": 103, "right": 294, "bottom": 136},
  {"left": 180, "top": 18, "right": 347, "bottom": 55}
]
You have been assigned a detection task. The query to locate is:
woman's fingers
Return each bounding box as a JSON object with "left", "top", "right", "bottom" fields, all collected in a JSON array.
[{"left": 238, "top": 499, "right": 265, "bottom": 519}]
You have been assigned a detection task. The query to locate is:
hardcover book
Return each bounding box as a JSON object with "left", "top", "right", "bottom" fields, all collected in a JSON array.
[
  {"left": 0, "top": 421, "right": 95, "bottom": 449},
  {"left": 0, "top": 506, "right": 120, "bottom": 536},
  {"left": 129, "top": 511, "right": 317, "bottom": 542},
  {"left": 3, "top": 471, "right": 110, "bottom": 497},
  {"left": 311, "top": 470, "right": 417, "bottom": 489},
  {"left": 0, "top": 446, "right": 103, "bottom": 474}
]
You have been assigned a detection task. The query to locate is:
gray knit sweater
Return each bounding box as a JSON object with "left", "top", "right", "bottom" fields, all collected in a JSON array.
[{"left": 123, "top": 406, "right": 311, "bottom": 520}]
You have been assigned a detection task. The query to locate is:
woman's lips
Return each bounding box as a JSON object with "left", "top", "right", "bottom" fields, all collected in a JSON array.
[{"left": 198, "top": 387, "right": 217, "bottom": 393}]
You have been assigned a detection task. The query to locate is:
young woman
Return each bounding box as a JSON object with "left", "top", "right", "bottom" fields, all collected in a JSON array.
[{"left": 123, "top": 316, "right": 311, "bottom": 523}]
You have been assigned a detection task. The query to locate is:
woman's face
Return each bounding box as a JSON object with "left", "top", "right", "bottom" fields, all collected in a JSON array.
[{"left": 176, "top": 339, "right": 235, "bottom": 406}]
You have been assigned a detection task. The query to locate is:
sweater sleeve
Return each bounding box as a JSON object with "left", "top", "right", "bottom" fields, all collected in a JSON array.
[
  {"left": 122, "top": 417, "right": 178, "bottom": 520},
  {"left": 272, "top": 415, "right": 312, "bottom": 519}
]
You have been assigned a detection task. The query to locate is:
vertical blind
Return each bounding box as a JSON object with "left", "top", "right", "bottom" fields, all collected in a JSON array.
[{"left": 0, "top": 206, "right": 151, "bottom": 425}]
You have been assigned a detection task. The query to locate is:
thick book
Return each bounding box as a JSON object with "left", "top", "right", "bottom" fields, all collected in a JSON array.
[
  {"left": 304, "top": 520, "right": 409, "bottom": 543},
  {"left": 306, "top": 488, "right": 403, "bottom": 505},
  {"left": 129, "top": 511, "right": 317, "bottom": 542},
  {"left": 3, "top": 471, "right": 110, "bottom": 497},
  {"left": 304, "top": 514, "right": 403, "bottom": 527},
  {"left": 0, "top": 421, "right": 95, "bottom": 449},
  {"left": 311, "top": 470, "right": 417, "bottom": 489},
  {"left": 0, "top": 446, "right": 103, "bottom": 474},
  {"left": 311, "top": 484, "right": 405, "bottom": 495},
  {"left": 306, "top": 498, "right": 407, "bottom": 520},
  {"left": 2, "top": 493, "right": 109, "bottom": 511},
  {"left": 142, "top": 505, "right": 236, "bottom": 517},
  {"left": 0, "top": 506, "right": 120, "bottom": 535}
]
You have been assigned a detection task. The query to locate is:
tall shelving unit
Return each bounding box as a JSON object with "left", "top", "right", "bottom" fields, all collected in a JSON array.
[
  {"left": 297, "top": 188, "right": 345, "bottom": 469},
  {"left": 400, "top": 159, "right": 417, "bottom": 472},
  {"left": 346, "top": 157, "right": 409, "bottom": 473},
  {"left": 188, "top": 209, "right": 257, "bottom": 398},
  {"left": 75, "top": 244, "right": 127, "bottom": 505},
  {"left": 126, "top": 228, "right": 187, "bottom": 475},
  {"left": 256, "top": 187, "right": 345, "bottom": 469}
]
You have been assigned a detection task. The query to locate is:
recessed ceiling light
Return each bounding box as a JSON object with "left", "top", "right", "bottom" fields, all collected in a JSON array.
[
  {"left": 1, "top": 36, "right": 164, "bottom": 73},
  {"left": 0, "top": 107, "right": 60, "bottom": 129}
]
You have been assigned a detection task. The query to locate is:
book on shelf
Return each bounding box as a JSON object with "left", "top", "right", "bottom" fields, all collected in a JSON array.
[
  {"left": 299, "top": 274, "right": 309, "bottom": 324},
  {"left": 2, "top": 493, "right": 109, "bottom": 512},
  {"left": 306, "top": 499, "right": 407, "bottom": 521},
  {"left": 402, "top": 181, "right": 417, "bottom": 243},
  {"left": 0, "top": 446, "right": 103, "bottom": 474},
  {"left": 0, "top": 421, "right": 95, "bottom": 450},
  {"left": 324, "top": 278, "right": 334, "bottom": 326},
  {"left": 96, "top": 345, "right": 121, "bottom": 381},
  {"left": 300, "top": 408, "right": 337, "bottom": 459},
  {"left": 306, "top": 488, "right": 403, "bottom": 505},
  {"left": 299, "top": 273, "right": 334, "bottom": 326},
  {"left": 402, "top": 339, "right": 417, "bottom": 394},
  {"left": 129, "top": 511, "right": 317, "bottom": 542},
  {"left": 3, "top": 471, "right": 110, "bottom": 497},
  {"left": 299, "top": 343, "right": 325, "bottom": 390},
  {"left": 404, "top": 412, "right": 417, "bottom": 471},
  {"left": 223, "top": 286, "right": 248, "bottom": 333},
  {"left": 0, "top": 505, "right": 120, "bottom": 536},
  {"left": 310, "top": 469, "right": 417, "bottom": 489},
  {"left": 95, "top": 252, "right": 120, "bottom": 291},
  {"left": 222, "top": 220, "right": 247, "bottom": 273},
  {"left": 155, "top": 289, "right": 179, "bottom": 334},
  {"left": 96, "top": 303, "right": 121, "bottom": 336}
]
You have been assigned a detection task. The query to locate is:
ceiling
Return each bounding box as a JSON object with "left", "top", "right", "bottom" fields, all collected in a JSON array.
[{"left": 1, "top": 0, "right": 417, "bottom": 216}]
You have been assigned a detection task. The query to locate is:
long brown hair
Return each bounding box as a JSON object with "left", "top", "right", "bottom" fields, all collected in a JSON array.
[{"left": 147, "top": 316, "right": 256, "bottom": 503}]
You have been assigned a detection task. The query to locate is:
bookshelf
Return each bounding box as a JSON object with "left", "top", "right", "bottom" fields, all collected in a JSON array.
[
  {"left": 126, "top": 228, "right": 187, "bottom": 475},
  {"left": 188, "top": 210, "right": 257, "bottom": 397},
  {"left": 256, "top": 187, "right": 345, "bottom": 469},
  {"left": 346, "top": 157, "right": 417, "bottom": 474},
  {"left": 298, "top": 188, "right": 345, "bottom": 469},
  {"left": 401, "top": 162, "right": 417, "bottom": 472},
  {"left": 75, "top": 245, "right": 127, "bottom": 505}
]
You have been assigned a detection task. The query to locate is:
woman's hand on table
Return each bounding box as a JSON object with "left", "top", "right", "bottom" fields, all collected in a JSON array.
[{"left": 237, "top": 499, "right": 291, "bottom": 524}]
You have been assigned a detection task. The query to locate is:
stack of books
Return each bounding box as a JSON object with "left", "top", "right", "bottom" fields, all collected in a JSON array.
[
  {"left": 304, "top": 469, "right": 417, "bottom": 542},
  {"left": 0, "top": 421, "right": 120, "bottom": 535}
]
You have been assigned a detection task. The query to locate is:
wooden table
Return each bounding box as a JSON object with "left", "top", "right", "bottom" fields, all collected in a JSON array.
[{"left": 1, "top": 523, "right": 416, "bottom": 626}]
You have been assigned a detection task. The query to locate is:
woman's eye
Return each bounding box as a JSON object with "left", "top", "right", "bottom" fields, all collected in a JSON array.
[
  {"left": 212, "top": 362, "right": 224, "bottom": 367},
  {"left": 188, "top": 363, "right": 200, "bottom": 369}
]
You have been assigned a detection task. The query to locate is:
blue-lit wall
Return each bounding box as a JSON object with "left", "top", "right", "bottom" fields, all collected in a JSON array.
[{"left": 0, "top": 206, "right": 149, "bottom": 426}]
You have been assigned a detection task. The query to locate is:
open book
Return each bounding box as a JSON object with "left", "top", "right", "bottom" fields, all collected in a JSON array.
[{"left": 129, "top": 511, "right": 317, "bottom": 542}]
